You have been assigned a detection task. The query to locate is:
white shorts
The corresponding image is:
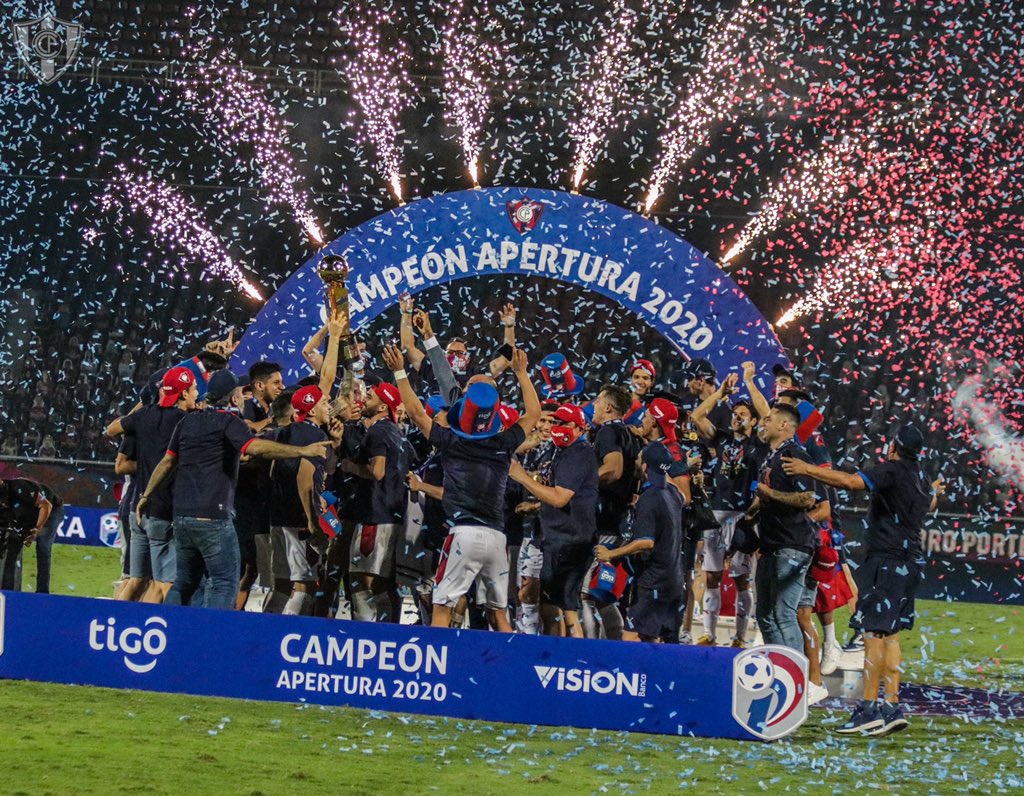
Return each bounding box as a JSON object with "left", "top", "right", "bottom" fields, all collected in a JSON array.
[
  {"left": 703, "top": 511, "right": 743, "bottom": 573},
  {"left": 730, "top": 551, "right": 754, "bottom": 578},
  {"left": 270, "top": 526, "right": 317, "bottom": 583},
  {"left": 518, "top": 537, "right": 543, "bottom": 583},
  {"left": 433, "top": 524, "right": 509, "bottom": 610},
  {"left": 350, "top": 523, "right": 398, "bottom": 579}
]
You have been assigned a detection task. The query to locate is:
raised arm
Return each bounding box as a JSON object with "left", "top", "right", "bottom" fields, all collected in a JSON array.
[
  {"left": 742, "top": 361, "right": 771, "bottom": 419},
  {"left": 414, "top": 310, "right": 462, "bottom": 406},
  {"left": 511, "top": 348, "right": 540, "bottom": 434},
  {"left": 400, "top": 294, "right": 426, "bottom": 370},
  {"left": 382, "top": 343, "right": 432, "bottom": 438},
  {"left": 318, "top": 308, "right": 346, "bottom": 397},
  {"left": 755, "top": 482, "right": 818, "bottom": 509},
  {"left": 302, "top": 324, "right": 329, "bottom": 373},
  {"left": 693, "top": 373, "right": 738, "bottom": 440},
  {"left": 488, "top": 303, "right": 517, "bottom": 377}
]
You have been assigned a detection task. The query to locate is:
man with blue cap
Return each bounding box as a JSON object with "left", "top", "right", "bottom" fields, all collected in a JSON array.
[
  {"left": 382, "top": 342, "right": 541, "bottom": 632},
  {"left": 782, "top": 423, "right": 945, "bottom": 737}
]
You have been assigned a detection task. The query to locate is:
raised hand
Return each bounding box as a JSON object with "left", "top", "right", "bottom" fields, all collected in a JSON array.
[
  {"left": 741, "top": 361, "right": 756, "bottom": 382},
  {"left": 499, "top": 303, "right": 517, "bottom": 327},
  {"left": 382, "top": 343, "right": 406, "bottom": 372},
  {"left": 511, "top": 347, "right": 528, "bottom": 375},
  {"left": 412, "top": 309, "right": 434, "bottom": 339}
]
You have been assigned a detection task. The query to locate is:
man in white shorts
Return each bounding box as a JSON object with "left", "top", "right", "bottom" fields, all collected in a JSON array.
[{"left": 382, "top": 343, "right": 540, "bottom": 631}]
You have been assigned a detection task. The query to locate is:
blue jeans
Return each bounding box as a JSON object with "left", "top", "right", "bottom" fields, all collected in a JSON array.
[
  {"left": 33, "top": 505, "right": 64, "bottom": 594},
  {"left": 755, "top": 548, "right": 812, "bottom": 652},
  {"left": 166, "top": 517, "right": 239, "bottom": 610}
]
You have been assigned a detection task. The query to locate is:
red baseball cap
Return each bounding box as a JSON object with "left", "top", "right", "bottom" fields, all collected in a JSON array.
[
  {"left": 159, "top": 367, "right": 196, "bottom": 407},
  {"left": 292, "top": 385, "right": 323, "bottom": 422},
  {"left": 553, "top": 404, "right": 588, "bottom": 429},
  {"left": 372, "top": 382, "right": 402, "bottom": 417},
  {"left": 497, "top": 404, "right": 521, "bottom": 430},
  {"left": 647, "top": 397, "right": 679, "bottom": 438},
  {"left": 630, "top": 359, "right": 656, "bottom": 378}
]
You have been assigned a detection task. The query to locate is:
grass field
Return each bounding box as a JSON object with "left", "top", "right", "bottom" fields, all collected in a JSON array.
[{"left": 2, "top": 544, "right": 1022, "bottom": 795}]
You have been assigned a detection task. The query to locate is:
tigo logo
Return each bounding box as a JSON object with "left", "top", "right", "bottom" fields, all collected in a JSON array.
[
  {"left": 533, "top": 665, "right": 645, "bottom": 697},
  {"left": 88, "top": 616, "right": 168, "bottom": 673}
]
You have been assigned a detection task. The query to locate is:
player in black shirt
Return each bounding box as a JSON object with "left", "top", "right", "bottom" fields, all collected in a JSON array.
[
  {"left": 0, "top": 478, "right": 57, "bottom": 591},
  {"left": 342, "top": 381, "right": 409, "bottom": 622},
  {"left": 383, "top": 343, "right": 540, "bottom": 632},
  {"left": 137, "top": 370, "right": 330, "bottom": 610},
  {"left": 106, "top": 365, "right": 198, "bottom": 603},
  {"left": 510, "top": 404, "right": 598, "bottom": 638},
  {"left": 596, "top": 442, "right": 685, "bottom": 643},
  {"left": 783, "top": 423, "right": 943, "bottom": 736},
  {"left": 746, "top": 404, "right": 822, "bottom": 652},
  {"left": 584, "top": 383, "right": 642, "bottom": 640}
]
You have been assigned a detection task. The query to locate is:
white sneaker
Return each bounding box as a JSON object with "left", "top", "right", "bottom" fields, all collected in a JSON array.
[
  {"left": 820, "top": 642, "right": 842, "bottom": 675},
  {"left": 807, "top": 682, "right": 829, "bottom": 706}
]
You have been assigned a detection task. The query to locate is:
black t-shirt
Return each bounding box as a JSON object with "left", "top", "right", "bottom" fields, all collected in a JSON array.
[
  {"left": 414, "top": 452, "right": 448, "bottom": 550},
  {"left": 351, "top": 418, "right": 409, "bottom": 525},
  {"left": 705, "top": 402, "right": 733, "bottom": 441},
  {"left": 268, "top": 421, "right": 328, "bottom": 528},
  {"left": 757, "top": 440, "right": 820, "bottom": 553},
  {"left": 428, "top": 423, "right": 526, "bottom": 532},
  {"left": 167, "top": 408, "right": 256, "bottom": 520},
  {"left": 521, "top": 440, "right": 556, "bottom": 540},
  {"left": 504, "top": 477, "right": 526, "bottom": 547},
  {"left": 710, "top": 431, "right": 755, "bottom": 512},
  {"left": 118, "top": 432, "right": 139, "bottom": 510},
  {"left": 331, "top": 421, "right": 366, "bottom": 523},
  {"left": 120, "top": 405, "right": 185, "bottom": 520},
  {"left": 858, "top": 459, "right": 933, "bottom": 560},
  {"left": 0, "top": 479, "right": 46, "bottom": 530},
  {"left": 593, "top": 420, "right": 641, "bottom": 535},
  {"left": 632, "top": 482, "right": 685, "bottom": 598},
  {"left": 539, "top": 438, "right": 599, "bottom": 544},
  {"left": 242, "top": 397, "right": 270, "bottom": 424}
]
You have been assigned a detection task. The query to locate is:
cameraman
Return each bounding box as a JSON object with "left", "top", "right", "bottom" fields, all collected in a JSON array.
[{"left": 0, "top": 477, "right": 58, "bottom": 591}]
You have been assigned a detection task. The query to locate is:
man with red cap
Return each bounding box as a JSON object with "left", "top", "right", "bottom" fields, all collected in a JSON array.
[
  {"left": 263, "top": 384, "right": 333, "bottom": 616},
  {"left": 382, "top": 343, "right": 540, "bottom": 632},
  {"left": 629, "top": 359, "right": 657, "bottom": 399},
  {"left": 137, "top": 370, "right": 330, "bottom": 611},
  {"left": 341, "top": 381, "right": 410, "bottom": 622},
  {"left": 106, "top": 366, "right": 199, "bottom": 603},
  {"left": 509, "top": 404, "right": 598, "bottom": 638}
]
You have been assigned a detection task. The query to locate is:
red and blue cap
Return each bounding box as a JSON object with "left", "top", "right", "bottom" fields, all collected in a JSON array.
[
  {"left": 424, "top": 394, "right": 449, "bottom": 418},
  {"left": 292, "top": 385, "right": 323, "bottom": 422},
  {"left": 497, "top": 404, "right": 521, "bottom": 431},
  {"left": 539, "top": 353, "right": 586, "bottom": 398},
  {"left": 449, "top": 382, "right": 502, "bottom": 439},
  {"left": 795, "top": 400, "right": 824, "bottom": 446}
]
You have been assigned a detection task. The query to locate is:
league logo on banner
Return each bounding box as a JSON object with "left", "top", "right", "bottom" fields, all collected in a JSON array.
[{"left": 732, "top": 646, "right": 809, "bottom": 740}]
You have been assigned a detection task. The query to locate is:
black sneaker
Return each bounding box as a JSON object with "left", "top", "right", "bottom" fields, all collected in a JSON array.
[
  {"left": 835, "top": 701, "right": 884, "bottom": 735},
  {"left": 873, "top": 701, "right": 909, "bottom": 736},
  {"left": 842, "top": 631, "right": 864, "bottom": 652}
]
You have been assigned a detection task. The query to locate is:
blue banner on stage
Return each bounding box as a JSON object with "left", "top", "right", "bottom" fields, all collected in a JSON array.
[
  {"left": 232, "top": 187, "right": 790, "bottom": 383},
  {"left": 54, "top": 505, "right": 123, "bottom": 549},
  {"left": 0, "top": 592, "right": 808, "bottom": 741}
]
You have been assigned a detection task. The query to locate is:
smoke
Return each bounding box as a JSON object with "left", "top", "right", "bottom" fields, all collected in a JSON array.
[{"left": 952, "top": 367, "right": 1024, "bottom": 492}]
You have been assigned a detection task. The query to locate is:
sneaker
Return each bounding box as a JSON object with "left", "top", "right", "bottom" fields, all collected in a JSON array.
[
  {"left": 807, "top": 681, "right": 829, "bottom": 706},
  {"left": 730, "top": 638, "right": 746, "bottom": 649},
  {"left": 695, "top": 634, "right": 716, "bottom": 646},
  {"left": 873, "top": 702, "right": 909, "bottom": 736},
  {"left": 678, "top": 630, "right": 693, "bottom": 644},
  {"left": 820, "top": 642, "right": 842, "bottom": 675},
  {"left": 842, "top": 631, "right": 864, "bottom": 652},
  {"left": 835, "top": 701, "right": 884, "bottom": 735}
]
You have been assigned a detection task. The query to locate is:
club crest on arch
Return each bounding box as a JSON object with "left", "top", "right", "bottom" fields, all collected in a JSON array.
[
  {"left": 13, "top": 14, "right": 84, "bottom": 85},
  {"left": 732, "top": 645, "right": 809, "bottom": 740},
  {"left": 506, "top": 198, "right": 544, "bottom": 234}
]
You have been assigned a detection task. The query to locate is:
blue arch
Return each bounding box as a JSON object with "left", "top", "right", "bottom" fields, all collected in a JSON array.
[{"left": 234, "top": 187, "right": 789, "bottom": 384}]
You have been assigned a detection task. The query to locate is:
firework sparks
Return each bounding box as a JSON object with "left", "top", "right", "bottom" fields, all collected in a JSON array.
[
  {"left": 722, "top": 132, "right": 867, "bottom": 264},
  {"left": 99, "top": 164, "right": 263, "bottom": 300},
  {"left": 443, "top": 1, "right": 501, "bottom": 186},
  {"left": 642, "top": 0, "right": 769, "bottom": 215},
  {"left": 567, "top": 0, "right": 637, "bottom": 190},
  {"left": 338, "top": 7, "right": 410, "bottom": 203},
  {"left": 183, "top": 59, "right": 325, "bottom": 246},
  {"left": 953, "top": 368, "right": 1024, "bottom": 492}
]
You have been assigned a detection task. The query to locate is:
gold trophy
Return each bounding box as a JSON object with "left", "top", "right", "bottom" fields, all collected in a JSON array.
[{"left": 317, "top": 254, "right": 360, "bottom": 369}]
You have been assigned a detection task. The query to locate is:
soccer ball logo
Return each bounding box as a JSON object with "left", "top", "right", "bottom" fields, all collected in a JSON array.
[
  {"left": 731, "top": 645, "right": 808, "bottom": 741},
  {"left": 99, "top": 513, "right": 124, "bottom": 548},
  {"left": 736, "top": 653, "right": 775, "bottom": 694}
]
